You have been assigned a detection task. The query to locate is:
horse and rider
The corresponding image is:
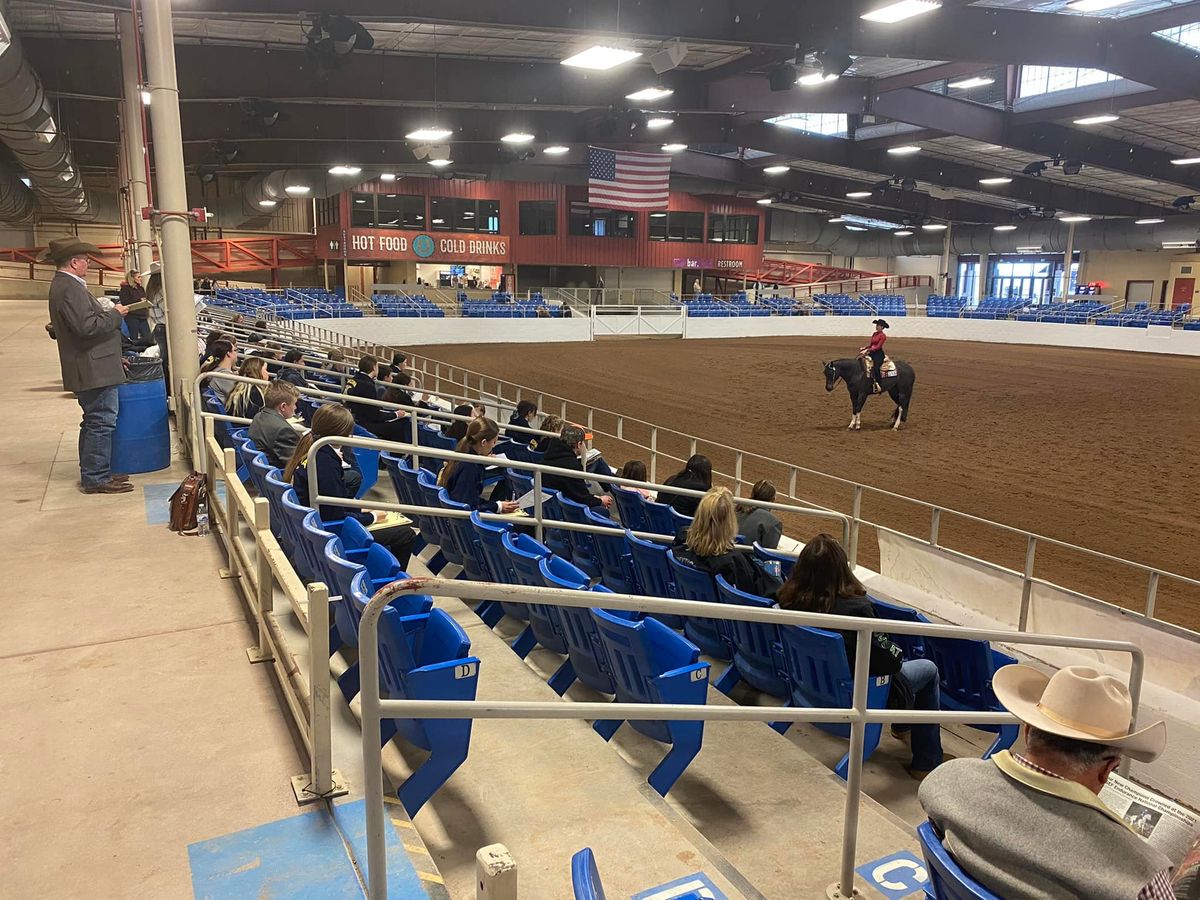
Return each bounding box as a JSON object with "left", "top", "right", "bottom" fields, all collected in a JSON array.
[{"left": 823, "top": 318, "right": 916, "bottom": 431}]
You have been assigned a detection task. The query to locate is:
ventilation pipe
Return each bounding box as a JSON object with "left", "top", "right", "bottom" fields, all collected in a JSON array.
[
  {"left": 205, "top": 169, "right": 378, "bottom": 229},
  {"left": 0, "top": 16, "right": 97, "bottom": 221},
  {"left": 769, "top": 209, "right": 1200, "bottom": 257}
]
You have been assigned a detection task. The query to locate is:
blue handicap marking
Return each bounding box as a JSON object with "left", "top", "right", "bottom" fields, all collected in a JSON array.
[
  {"left": 631, "top": 871, "right": 727, "bottom": 900},
  {"left": 855, "top": 850, "right": 929, "bottom": 899}
]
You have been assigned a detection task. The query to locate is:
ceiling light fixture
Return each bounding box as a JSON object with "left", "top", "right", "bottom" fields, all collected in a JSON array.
[
  {"left": 1135, "top": 218, "right": 1165, "bottom": 225},
  {"left": 1067, "top": 0, "right": 1135, "bottom": 11},
  {"left": 428, "top": 158, "right": 453, "bottom": 168},
  {"left": 828, "top": 217, "right": 846, "bottom": 223},
  {"left": 543, "top": 145, "right": 570, "bottom": 155},
  {"left": 1171, "top": 157, "right": 1200, "bottom": 166},
  {"left": 405, "top": 127, "right": 452, "bottom": 142},
  {"left": 650, "top": 212, "right": 667, "bottom": 218},
  {"left": 846, "top": 225, "right": 868, "bottom": 231},
  {"left": 994, "top": 224, "right": 1018, "bottom": 231},
  {"left": 380, "top": 173, "right": 396, "bottom": 181},
  {"left": 979, "top": 176, "right": 1013, "bottom": 185},
  {"left": 797, "top": 66, "right": 840, "bottom": 86},
  {"left": 762, "top": 165, "right": 790, "bottom": 174},
  {"left": 560, "top": 45, "right": 642, "bottom": 70},
  {"left": 861, "top": 0, "right": 942, "bottom": 24},
  {"left": 646, "top": 117, "right": 674, "bottom": 129},
  {"left": 1059, "top": 215, "right": 1091, "bottom": 223},
  {"left": 887, "top": 144, "right": 921, "bottom": 155},
  {"left": 500, "top": 132, "right": 535, "bottom": 144},
  {"left": 284, "top": 184, "right": 311, "bottom": 195},
  {"left": 922, "top": 223, "right": 949, "bottom": 231},
  {"left": 354, "top": 198, "right": 366, "bottom": 204},
  {"left": 1073, "top": 113, "right": 1119, "bottom": 125},
  {"left": 846, "top": 191, "right": 873, "bottom": 198},
  {"left": 947, "top": 76, "right": 994, "bottom": 90},
  {"left": 432, "top": 218, "right": 445, "bottom": 224},
  {"left": 1016, "top": 245, "right": 1044, "bottom": 253},
  {"left": 661, "top": 143, "right": 687, "bottom": 152},
  {"left": 258, "top": 199, "right": 277, "bottom": 208},
  {"left": 893, "top": 230, "right": 913, "bottom": 236},
  {"left": 756, "top": 197, "right": 773, "bottom": 205},
  {"left": 328, "top": 165, "right": 361, "bottom": 176},
  {"left": 1163, "top": 240, "right": 1198, "bottom": 249},
  {"left": 625, "top": 87, "right": 674, "bottom": 102}
]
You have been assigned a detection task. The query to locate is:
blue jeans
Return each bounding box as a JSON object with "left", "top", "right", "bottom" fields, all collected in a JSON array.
[
  {"left": 900, "top": 657, "right": 944, "bottom": 771},
  {"left": 126, "top": 316, "right": 152, "bottom": 345},
  {"left": 76, "top": 385, "right": 120, "bottom": 487}
]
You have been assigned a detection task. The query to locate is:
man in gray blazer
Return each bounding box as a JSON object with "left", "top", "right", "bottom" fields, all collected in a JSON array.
[
  {"left": 43, "top": 238, "right": 132, "bottom": 494},
  {"left": 249, "top": 380, "right": 301, "bottom": 468}
]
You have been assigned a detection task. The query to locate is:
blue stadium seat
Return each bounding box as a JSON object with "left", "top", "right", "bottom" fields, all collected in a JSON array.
[
  {"left": 538, "top": 555, "right": 620, "bottom": 697},
  {"left": 642, "top": 498, "right": 678, "bottom": 536},
  {"left": 870, "top": 595, "right": 932, "bottom": 660},
  {"left": 626, "top": 531, "right": 684, "bottom": 629},
  {"left": 261, "top": 469, "right": 297, "bottom": 554},
  {"left": 350, "top": 425, "right": 380, "bottom": 498},
  {"left": 505, "top": 467, "right": 534, "bottom": 501},
  {"left": 923, "top": 638, "right": 1019, "bottom": 758},
  {"left": 437, "top": 488, "right": 489, "bottom": 581},
  {"left": 374, "top": 605, "right": 479, "bottom": 815},
  {"left": 501, "top": 531, "right": 572, "bottom": 664},
  {"left": 585, "top": 507, "right": 636, "bottom": 594},
  {"left": 590, "top": 609, "right": 710, "bottom": 796},
  {"left": 557, "top": 493, "right": 603, "bottom": 578},
  {"left": 571, "top": 847, "right": 710, "bottom": 900},
  {"left": 416, "top": 469, "right": 463, "bottom": 567},
  {"left": 713, "top": 576, "right": 787, "bottom": 697},
  {"left": 610, "top": 483, "right": 649, "bottom": 532},
  {"left": 753, "top": 542, "right": 797, "bottom": 580},
  {"left": 247, "top": 450, "right": 273, "bottom": 498},
  {"left": 917, "top": 821, "right": 1001, "bottom": 900},
  {"left": 776, "top": 624, "right": 891, "bottom": 779},
  {"left": 539, "top": 490, "right": 575, "bottom": 560},
  {"left": 666, "top": 550, "right": 733, "bottom": 660}
]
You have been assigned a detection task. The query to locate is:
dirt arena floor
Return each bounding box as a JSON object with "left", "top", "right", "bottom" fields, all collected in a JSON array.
[{"left": 419, "top": 336, "right": 1200, "bottom": 631}]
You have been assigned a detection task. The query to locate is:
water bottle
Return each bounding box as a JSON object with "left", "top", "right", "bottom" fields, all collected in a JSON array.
[
  {"left": 766, "top": 560, "right": 782, "bottom": 579},
  {"left": 196, "top": 499, "right": 210, "bottom": 536}
]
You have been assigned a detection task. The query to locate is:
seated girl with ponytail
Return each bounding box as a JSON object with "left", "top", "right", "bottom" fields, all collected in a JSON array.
[
  {"left": 285, "top": 403, "right": 416, "bottom": 569},
  {"left": 225, "top": 356, "right": 269, "bottom": 420},
  {"left": 199, "top": 339, "right": 237, "bottom": 402},
  {"left": 437, "top": 417, "right": 521, "bottom": 514}
]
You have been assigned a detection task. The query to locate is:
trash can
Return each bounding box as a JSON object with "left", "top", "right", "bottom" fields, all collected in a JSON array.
[{"left": 112, "top": 357, "right": 170, "bottom": 474}]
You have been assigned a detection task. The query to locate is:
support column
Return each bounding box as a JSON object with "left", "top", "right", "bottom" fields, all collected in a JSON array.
[
  {"left": 141, "top": 0, "right": 199, "bottom": 411},
  {"left": 941, "top": 223, "right": 954, "bottom": 296},
  {"left": 1061, "top": 220, "right": 1077, "bottom": 300},
  {"left": 118, "top": 12, "right": 153, "bottom": 275}
]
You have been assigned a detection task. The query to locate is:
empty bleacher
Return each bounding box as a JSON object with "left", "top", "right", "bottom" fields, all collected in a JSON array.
[
  {"left": 1096, "top": 302, "right": 1191, "bottom": 327},
  {"left": 815, "top": 293, "right": 909, "bottom": 316},
  {"left": 926, "top": 295, "right": 970, "bottom": 317},
  {"left": 209, "top": 286, "right": 363, "bottom": 319},
  {"left": 371, "top": 291, "right": 446, "bottom": 317},
  {"left": 460, "top": 290, "right": 565, "bottom": 318},
  {"left": 961, "top": 296, "right": 1029, "bottom": 320},
  {"left": 1014, "top": 299, "right": 1109, "bottom": 323}
]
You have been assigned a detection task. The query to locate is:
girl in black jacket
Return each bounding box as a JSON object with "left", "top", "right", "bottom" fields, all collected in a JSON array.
[
  {"left": 672, "top": 486, "right": 781, "bottom": 598},
  {"left": 660, "top": 454, "right": 713, "bottom": 516}
]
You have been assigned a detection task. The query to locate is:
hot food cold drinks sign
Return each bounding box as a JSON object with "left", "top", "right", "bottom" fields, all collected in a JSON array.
[{"left": 317, "top": 228, "right": 511, "bottom": 263}]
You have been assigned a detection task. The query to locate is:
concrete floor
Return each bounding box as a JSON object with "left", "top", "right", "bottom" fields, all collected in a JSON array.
[{"left": 0, "top": 297, "right": 310, "bottom": 898}]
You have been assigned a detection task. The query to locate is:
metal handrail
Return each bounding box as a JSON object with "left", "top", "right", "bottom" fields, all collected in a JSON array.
[
  {"left": 356, "top": 576, "right": 1145, "bottom": 900},
  {"left": 203, "top": 310, "right": 1200, "bottom": 639}
]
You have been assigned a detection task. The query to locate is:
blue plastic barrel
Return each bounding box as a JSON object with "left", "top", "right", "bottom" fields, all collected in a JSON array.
[{"left": 112, "top": 361, "right": 170, "bottom": 474}]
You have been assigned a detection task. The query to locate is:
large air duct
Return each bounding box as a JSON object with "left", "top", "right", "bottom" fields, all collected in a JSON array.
[
  {"left": 770, "top": 209, "right": 1200, "bottom": 257},
  {"left": 0, "top": 19, "right": 96, "bottom": 221},
  {"left": 205, "top": 169, "right": 379, "bottom": 229}
]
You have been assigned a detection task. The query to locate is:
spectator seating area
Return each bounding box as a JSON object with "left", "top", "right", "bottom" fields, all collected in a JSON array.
[
  {"left": 1015, "top": 300, "right": 1109, "bottom": 323},
  {"left": 1096, "top": 302, "right": 1191, "bottom": 327},
  {"left": 460, "top": 295, "right": 567, "bottom": 317},
  {"left": 672, "top": 292, "right": 771, "bottom": 317},
  {"left": 926, "top": 295, "right": 970, "bottom": 317},
  {"left": 371, "top": 292, "right": 446, "bottom": 317},
  {"left": 960, "top": 296, "right": 1028, "bottom": 319},
  {"left": 758, "top": 296, "right": 826, "bottom": 316},
  {"left": 209, "top": 287, "right": 362, "bottom": 319},
  {"left": 814, "top": 293, "right": 909, "bottom": 316}
]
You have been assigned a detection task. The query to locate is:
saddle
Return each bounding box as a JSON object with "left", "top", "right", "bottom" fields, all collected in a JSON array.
[{"left": 862, "top": 355, "right": 898, "bottom": 379}]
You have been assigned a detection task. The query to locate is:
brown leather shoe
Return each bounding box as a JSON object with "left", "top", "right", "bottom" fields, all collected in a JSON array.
[
  {"left": 81, "top": 480, "right": 135, "bottom": 494},
  {"left": 110, "top": 473, "right": 131, "bottom": 483}
]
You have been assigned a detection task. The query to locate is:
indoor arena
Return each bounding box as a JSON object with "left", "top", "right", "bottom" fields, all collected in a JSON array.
[{"left": 3, "top": 2, "right": 1200, "bottom": 899}]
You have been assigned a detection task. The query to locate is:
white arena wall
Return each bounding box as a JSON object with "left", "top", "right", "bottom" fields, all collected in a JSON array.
[{"left": 296, "top": 315, "right": 592, "bottom": 345}]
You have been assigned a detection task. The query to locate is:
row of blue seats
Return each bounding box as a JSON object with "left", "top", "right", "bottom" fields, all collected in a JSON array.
[
  {"left": 860, "top": 294, "right": 908, "bottom": 315},
  {"left": 814, "top": 294, "right": 910, "bottom": 317},
  {"left": 683, "top": 305, "right": 771, "bottom": 317},
  {"left": 926, "top": 295, "right": 970, "bottom": 317}
]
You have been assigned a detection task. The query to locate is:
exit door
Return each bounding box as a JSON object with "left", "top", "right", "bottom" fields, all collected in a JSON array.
[{"left": 1171, "top": 277, "right": 1195, "bottom": 308}]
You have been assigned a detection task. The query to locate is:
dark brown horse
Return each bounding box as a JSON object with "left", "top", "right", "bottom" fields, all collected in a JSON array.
[{"left": 823, "top": 358, "right": 915, "bottom": 431}]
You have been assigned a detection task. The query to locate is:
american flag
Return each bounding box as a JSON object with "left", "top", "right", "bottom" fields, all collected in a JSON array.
[{"left": 588, "top": 146, "right": 671, "bottom": 210}]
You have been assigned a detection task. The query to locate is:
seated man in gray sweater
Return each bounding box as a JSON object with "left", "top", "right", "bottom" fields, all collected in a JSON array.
[
  {"left": 249, "top": 380, "right": 301, "bottom": 468},
  {"left": 919, "top": 665, "right": 1173, "bottom": 900}
]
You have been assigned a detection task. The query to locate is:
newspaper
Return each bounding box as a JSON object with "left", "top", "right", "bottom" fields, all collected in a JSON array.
[{"left": 1099, "top": 772, "right": 1200, "bottom": 864}]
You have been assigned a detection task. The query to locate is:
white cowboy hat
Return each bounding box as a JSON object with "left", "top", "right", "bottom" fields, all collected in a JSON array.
[{"left": 993, "top": 664, "right": 1165, "bottom": 763}]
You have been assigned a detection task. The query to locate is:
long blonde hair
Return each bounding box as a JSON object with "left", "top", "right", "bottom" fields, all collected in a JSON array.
[
  {"left": 226, "top": 357, "right": 267, "bottom": 417},
  {"left": 686, "top": 487, "right": 738, "bottom": 558},
  {"left": 438, "top": 416, "right": 499, "bottom": 486},
  {"left": 284, "top": 403, "right": 355, "bottom": 482}
]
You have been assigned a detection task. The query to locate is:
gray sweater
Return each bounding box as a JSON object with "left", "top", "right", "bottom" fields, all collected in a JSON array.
[
  {"left": 736, "top": 507, "right": 782, "bottom": 549},
  {"left": 919, "top": 752, "right": 1172, "bottom": 900}
]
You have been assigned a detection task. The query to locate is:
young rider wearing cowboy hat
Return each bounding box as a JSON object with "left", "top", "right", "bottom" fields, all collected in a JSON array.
[
  {"left": 860, "top": 319, "right": 889, "bottom": 394},
  {"left": 919, "top": 664, "right": 1173, "bottom": 900}
]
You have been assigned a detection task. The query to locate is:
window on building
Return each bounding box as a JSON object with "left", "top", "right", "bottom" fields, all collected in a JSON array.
[
  {"left": 568, "top": 204, "right": 636, "bottom": 238},
  {"left": 708, "top": 213, "right": 759, "bottom": 244},
  {"left": 430, "top": 197, "right": 500, "bottom": 233},
  {"left": 1156, "top": 22, "right": 1200, "bottom": 49},
  {"left": 316, "top": 196, "right": 339, "bottom": 227},
  {"left": 764, "top": 112, "right": 848, "bottom": 136},
  {"left": 350, "top": 192, "right": 426, "bottom": 229},
  {"left": 956, "top": 257, "right": 981, "bottom": 302},
  {"left": 518, "top": 200, "right": 557, "bottom": 236},
  {"left": 648, "top": 211, "right": 705, "bottom": 242},
  {"left": 1017, "top": 66, "right": 1119, "bottom": 99},
  {"left": 350, "top": 192, "right": 375, "bottom": 228}
]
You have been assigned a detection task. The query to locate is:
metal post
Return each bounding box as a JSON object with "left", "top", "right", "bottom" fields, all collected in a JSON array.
[
  {"left": 848, "top": 485, "right": 863, "bottom": 568},
  {"left": 1061, "top": 221, "right": 1077, "bottom": 300},
  {"left": 689, "top": 437, "right": 697, "bottom": 458},
  {"left": 832, "top": 628, "right": 872, "bottom": 898},
  {"left": 360, "top": 594, "right": 388, "bottom": 900},
  {"left": 141, "top": 0, "right": 199, "bottom": 418},
  {"left": 248, "top": 496, "right": 274, "bottom": 663},
  {"left": 1018, "top": 536, "right": 1037, "bottom": 632},
  {"left": 560, "top": 398, "right": 567, "bottom": 419},
  {"left": 533, "top": 470, "right": 545, "bottom": 543},
  {"left": 940, "top": 223, "right": 953, "bottom": 296},
  {"left": 788, "top": 467, "right": 797, "bottom": 500},
  {"left": 117, "top": 11, "right": 153, "bottom": 275},
  {"left": 292, "top": 581, "right": 347, "bottom": 803},
  {"left": 410, "top": 409, "right": 421, "bottom": 472},
  {"left": 1144, "top": 571, "right": 1160, "bottom": 620},
  {"left": 734, "top": 451, "right": 744, "bottom": 497},
  {"left": 650, "top": 427, "right": 659, "bottom": 482},
  {"left": 929, "top": 508, "right": 942, "bottom": 548}
]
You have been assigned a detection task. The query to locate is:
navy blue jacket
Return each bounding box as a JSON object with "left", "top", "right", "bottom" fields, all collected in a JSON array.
[
  {"left": 507, "top": 412, "right": 534, "bottom": 444},
  {"left": 292, "top": 444, "right": 370, "bottom": 525},
  {"left": 345, "top": 370, "right": 387, "bottom": 425},
  {"left": 443, "top": 449, "right": 501, "bottom": 512}
]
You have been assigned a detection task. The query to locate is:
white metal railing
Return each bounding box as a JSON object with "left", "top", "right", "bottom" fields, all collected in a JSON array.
[
  {"left": 356, "top": 577, "right": 1146, "bottom": 900},
  {"left": 199, "top": 309, "right": 1200, "bottom": 640}
]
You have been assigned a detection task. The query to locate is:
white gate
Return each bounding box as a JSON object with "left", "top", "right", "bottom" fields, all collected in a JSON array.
[{"left": 591, "top": 306, "right": 685, "bottom": 338}]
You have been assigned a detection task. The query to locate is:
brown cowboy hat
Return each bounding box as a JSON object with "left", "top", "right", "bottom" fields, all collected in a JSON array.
[
  {"left": 37, "top": 237, "right": 100, "bottom": 264},
  {"left": 993, "top": 664, "right": 1166, "bottom": 763}
]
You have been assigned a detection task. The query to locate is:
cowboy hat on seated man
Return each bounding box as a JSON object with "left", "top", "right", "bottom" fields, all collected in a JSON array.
[
  {"left": 919, "top": 665, "right": 1172, "bottom": 900},
  {"left": 43, "top": 237, "right": 134, "bottom": 494}
]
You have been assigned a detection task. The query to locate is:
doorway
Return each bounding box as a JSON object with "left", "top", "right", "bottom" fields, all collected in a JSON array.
[
  {"left": 1171, "top": 277, "right": 1195, "bottom": 309},
  {"left": 1124, "top": 280, "right": 1155, "bottom": 307}
]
